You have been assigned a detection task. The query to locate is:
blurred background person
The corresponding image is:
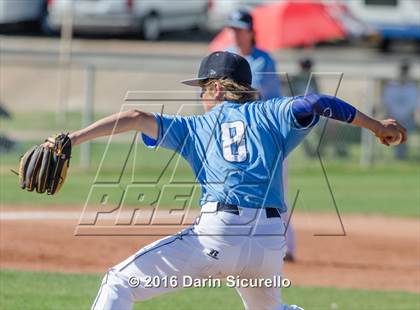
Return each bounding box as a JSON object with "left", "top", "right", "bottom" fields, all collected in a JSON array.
[
  {"left": 0, "top": 102, "right": 17, "bottom": 154},
  {"left": 225, "top": 9, "right": 281, "bottom": 100},
  {"left": 290, "top": 58, "right": 349, "bottom": 159},
  {"left": 382, "top": 60, "right": 420, "bottom": 160},
  {"left": 290, "top": 58, "right": 320, "bottom": 96},
  {"left": 224, "top": 9, "right": 297, "bottom": 262}
]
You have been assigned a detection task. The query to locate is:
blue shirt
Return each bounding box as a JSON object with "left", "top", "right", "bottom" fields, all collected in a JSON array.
[
  {"left": 142, "top": 97, "right": 319, "bottom": 212},
  {"left": 227, "top": 47, "right": 281, "bottom": 100}
]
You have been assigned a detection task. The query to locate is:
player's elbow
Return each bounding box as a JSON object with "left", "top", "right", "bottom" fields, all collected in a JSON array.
[
  {"left": 126, "top": 109, "right": 145, "bottom": 128},
  {"left": 127, "top": 109, "right": 157, "bottom": 135},
  {"left": 126, "top": 109, "right": 144, "bottom": 119}
]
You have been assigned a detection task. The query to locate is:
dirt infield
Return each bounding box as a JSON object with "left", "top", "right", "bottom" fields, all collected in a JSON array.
[{"left": 0, "top": 207, "right": 419, "bottom": 293}]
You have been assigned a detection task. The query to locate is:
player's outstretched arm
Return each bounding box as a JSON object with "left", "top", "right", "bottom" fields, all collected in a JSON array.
[
  {"left": 351, "top": 111, "right": 407, "bottom": 146},
  {"left": 291, "top": 94, "right": 407, "bottom": 146},
  {"left": 45, "top": 109, "right": 157, "bottom": 147}
]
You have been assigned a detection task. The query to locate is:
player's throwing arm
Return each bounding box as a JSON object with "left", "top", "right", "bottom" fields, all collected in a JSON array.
[{"left": 289, "top": 93, "right": 407, "bottom": 146}]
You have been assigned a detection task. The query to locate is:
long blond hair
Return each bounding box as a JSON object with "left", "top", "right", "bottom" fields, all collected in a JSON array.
[{"left": 200, "top": 79, "right": 260, "bottom": 103}]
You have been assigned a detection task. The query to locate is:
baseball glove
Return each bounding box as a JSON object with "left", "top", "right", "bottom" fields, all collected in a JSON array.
[{"left": 18, "top": 133, "right": 72, "bottom": 195}]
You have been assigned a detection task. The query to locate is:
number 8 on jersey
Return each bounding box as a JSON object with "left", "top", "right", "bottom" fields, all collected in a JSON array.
[{"left": 221, "top": 121, "right": 247, "bottom": 162}]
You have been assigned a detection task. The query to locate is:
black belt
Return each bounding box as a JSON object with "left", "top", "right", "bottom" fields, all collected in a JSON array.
[{"left": 216, "top": 202, "right": 281, "bottom": 218}]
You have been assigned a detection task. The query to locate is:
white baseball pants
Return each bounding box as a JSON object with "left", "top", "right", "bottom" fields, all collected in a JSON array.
[{"left": 92, "top": 202, "right": 297, "bottom": 310}]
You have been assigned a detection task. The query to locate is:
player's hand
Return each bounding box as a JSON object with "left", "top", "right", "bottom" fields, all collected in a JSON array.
[
  {"left": 374, "top": 119, "right": 407, "bottom": 146},
  {"left": 41, "top": 133, "right": 76, "bottom": 149},
  {"left": 41, "top": 141, "right": 54, "bottom": 149}
]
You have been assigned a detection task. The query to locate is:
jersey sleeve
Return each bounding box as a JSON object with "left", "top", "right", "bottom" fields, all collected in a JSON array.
[
  {"left": 268, "top": 97, "right": 319, "bottom": 157},
  {"left": 141, "top": 113, "right": 190, "bottom": 152}
]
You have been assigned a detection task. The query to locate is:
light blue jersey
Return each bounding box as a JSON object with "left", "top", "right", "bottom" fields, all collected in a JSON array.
[
  {"left": 142, "top": 97, "right": 319, "bottom": 212},
  {"left": 227, "top": 47, "right": 281, "bottom": 100}
]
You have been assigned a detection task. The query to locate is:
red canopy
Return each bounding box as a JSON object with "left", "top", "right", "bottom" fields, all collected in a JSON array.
[{"left": 209, "top": 0, "right": 347, "bottom": 52}]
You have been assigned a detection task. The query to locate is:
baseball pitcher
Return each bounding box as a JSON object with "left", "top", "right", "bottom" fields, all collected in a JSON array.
[{"left": 20, "top": 51, "right": 407, "bottom": 310}]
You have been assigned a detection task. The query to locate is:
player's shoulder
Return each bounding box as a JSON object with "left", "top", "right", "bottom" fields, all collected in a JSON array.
[
  {"left": 237, "top": 97, "right": 294, "bottom": 118},
  {"left": 259, "top": 96, "right": 293, "bottom": 109}
]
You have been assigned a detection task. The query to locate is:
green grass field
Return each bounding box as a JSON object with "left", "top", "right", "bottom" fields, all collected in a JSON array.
[{"left": 0, "top": 270, "right": 418, "bottom": 310}]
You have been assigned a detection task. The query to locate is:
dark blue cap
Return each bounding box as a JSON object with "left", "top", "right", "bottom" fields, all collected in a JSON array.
[
  {"left": 227, "top": 9, "right": 253, "bottom": 31},
  {"left": 181, "top": 51, "right": 252, "bottom": 86}
]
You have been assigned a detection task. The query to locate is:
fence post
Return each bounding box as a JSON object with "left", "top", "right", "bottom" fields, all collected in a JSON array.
[
  {"left": 56, "top": 1, "right": 74, "bottom": 124},
  {"left": 80, "top": 65, "right": 95, "bottom": 169},
  {"left": 360, "top": 78, "right": 375, "bottom": 168}
]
